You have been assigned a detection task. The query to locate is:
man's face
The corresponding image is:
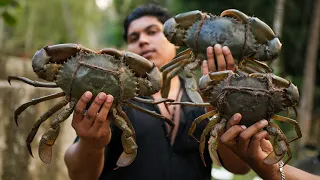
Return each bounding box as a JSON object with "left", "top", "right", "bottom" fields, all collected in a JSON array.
[{"left": 127, "top": 16, "right": 176, "bottom": 68}]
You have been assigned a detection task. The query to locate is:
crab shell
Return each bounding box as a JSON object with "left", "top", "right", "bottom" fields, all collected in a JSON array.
[
  {"left": 199, "top": 71, "right": 299, "bottom": 125},
  {"left": 164, "top": 9, "right": 282, "bottom": 62},
  {"left": 32, "top": 44, "right": 163, "bottom": 103}
]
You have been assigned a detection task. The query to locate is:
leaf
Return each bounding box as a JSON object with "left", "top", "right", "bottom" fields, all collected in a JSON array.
[{"left": 2, "top": 11, "right": 16, "bottom": 26}]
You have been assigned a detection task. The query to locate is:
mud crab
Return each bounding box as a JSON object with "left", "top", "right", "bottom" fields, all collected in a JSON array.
[
  {"left": 8, "top": 43, "right": 175, "bottom": 168},
  {"left": 160, "top": 9, "right": 282, "bottom": 103},
  {"left": 169, "top": 70, "right": 301, "bottom": 166}
]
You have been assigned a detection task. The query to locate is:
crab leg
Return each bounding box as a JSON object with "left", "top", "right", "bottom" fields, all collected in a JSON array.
[
  {"left": 159, "top": 48, "right": 192, "bottom": 71},
  {"left": 13, "top": 92, "right": 65, "bottom": 126},
  {"left": 264, "top": 122, "right": 291, "bottom": 165},
  {"left": 124, "top": 101, "right": 175, "bottom": 128},
  {"left": 161, "top": 61, "right": 189, "bottom": 99},
  {"left": 208, "top": 118, "right": 227, "bottom": 167},
  {"left": 117, "top": 105, "right": 136, "bottom": 140},
  {"left": 161, "top": 63, "right": 186, "bottom": 99},
  {"left": 26, "top": 99, "right": 68, "bottom": 158},
  {"left": 111, "top": 107, "right": 137, "bottom": 169},
  {"left": 132, "top": 97, "right": 174, "bottom": 104},
  {"left": 185, "top": 71, "right": 204, "bottom": 103},
  {"left": 8, "top": 76, "right": 58, "bottom": 87},
  {"left": 238, "top": 58, "right": 273, "bottom": 74},
  {"left": 168, "top": 102, "right": 211, "bottom": 106},
  {"left": 271, "top": 115, "right": 302, "bottom": 143},
  {"left": 38, "top": 100, "right": 74, "bottom": 164},
  {"left": 160, "top": 50, "right": 191, "bottom": 98},
  {"left": 188, "top": 110, "right": 217, "bottom": 142},
  {"left": 198, "top": 114, "right": 221, "bottom": 167},
  {"left": 162, "top": 58, "right": 187, "bottom": 88}
]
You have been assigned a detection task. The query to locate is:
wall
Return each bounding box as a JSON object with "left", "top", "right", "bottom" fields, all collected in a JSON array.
[{"left": 0, "top": 56, "right": 76, "bottom": 180}]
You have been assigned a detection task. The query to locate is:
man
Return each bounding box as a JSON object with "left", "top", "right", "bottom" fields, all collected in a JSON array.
[{"left": 64, "top": 3, "right": 249, "bottom": 180}]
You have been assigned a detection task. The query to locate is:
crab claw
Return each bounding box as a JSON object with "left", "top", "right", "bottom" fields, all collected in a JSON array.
[
  {"left": 220, "top": 9, "right": 276, "bottom": 43},
  {"left": 264, "top": 122, "right": 291, "bottom": 165},
  {"left": 184, "top": 72, "right": 203, "bottom": 103},
  {"left": 221, "top": 9, "right": 282, "bottom": 61},
  {"left": 123, "top": 52, "right": 163, "bottom": 96},
  {"left": 38, "top": 126, "right": 60, "bottom": 164},
  {"left": 264, "top": 150, "right": 286, "bottom": 165},
  {"left": 32, "top": 43, "right": 95, "bottom": 81},
  {"left": 115, "top": 134, "right": 138, "bottom": 169},
  {"left": 123, "top": 52, "right": 154, "bottom": 77},
  {"left": 164, "top": 10, "right": 204, "bottom": 46},
  {"left": 199, "top": 71, "right": 233, "bottom": 103}
]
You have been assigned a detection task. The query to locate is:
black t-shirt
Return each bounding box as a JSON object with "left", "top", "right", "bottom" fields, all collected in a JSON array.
[{"left": 98, "top": 79, "right": 212, "bottom": 180}]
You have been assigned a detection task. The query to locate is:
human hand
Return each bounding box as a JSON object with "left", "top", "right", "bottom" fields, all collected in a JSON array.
[
  {"left": 72, "top": 91, "right": 114, "bottom": 150},
  {"left": 201, "top": 44, "right": 235, "bottom": 76},
  {"left": 220, "top": 113, "right": 281, "bottom": 179},
  {"left": 201, "top": 44, "right": 235, "bottom": 110},
  {"left": 220, "top": 113, "right": 272, "bottom": 165}
]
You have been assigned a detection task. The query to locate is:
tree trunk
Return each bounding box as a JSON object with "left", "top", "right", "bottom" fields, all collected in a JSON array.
[
  {"left": 297, "top": 0, "right": 320, "bottom": 151},
  {"left": 271, "top": 0, "right": 285, "bottom": 74}
]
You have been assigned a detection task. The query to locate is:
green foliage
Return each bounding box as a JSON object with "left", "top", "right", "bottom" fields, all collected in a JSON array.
[
  {"left": 2, "top": 10, "right": 16, "bottom": 25},
  {"left": 0, "top": 0, "right": 19, "bottom": 26}
]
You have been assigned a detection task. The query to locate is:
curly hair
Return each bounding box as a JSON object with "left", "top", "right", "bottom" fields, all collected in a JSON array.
[{"left": 123, "top": 2, "right": 171, "bottom": 42}]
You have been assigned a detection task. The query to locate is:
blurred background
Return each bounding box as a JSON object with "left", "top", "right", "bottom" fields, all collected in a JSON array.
[{"left": 0, "top": 0, "right": 319, "bottom": 179}]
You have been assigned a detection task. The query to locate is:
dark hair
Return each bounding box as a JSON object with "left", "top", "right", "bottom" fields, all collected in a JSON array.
[{"left": 123, "top": 3, "right": 171, "bottom": 42}]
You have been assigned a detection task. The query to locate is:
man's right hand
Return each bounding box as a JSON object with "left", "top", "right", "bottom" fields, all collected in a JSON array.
[{"left": 72, "top": 91, "right": 114, "bottom": 150}]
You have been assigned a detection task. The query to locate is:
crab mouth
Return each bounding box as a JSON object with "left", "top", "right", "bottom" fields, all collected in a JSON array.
[{"left": 140, "top": 49, "right": 156, "bottom": 59}]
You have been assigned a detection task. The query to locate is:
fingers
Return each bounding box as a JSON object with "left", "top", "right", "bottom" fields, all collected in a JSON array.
[
  {"left": 222, "top": 46, "right": 235, "bottom": 71},
  {"left": 248, "top": 130, "right": 270, "bottom": 153},
  {"left": 221, "top": 116, "right": 269, "bottom": 154},
  {"left": 220, "top": 113, "right": 245, "bottom": 146},
  {"left": 237, "top": 120, "right": 269, "bottom": 152},
  {"left": 206, "top": 46, "right": 216, "bottom": 72},
  {"left": 73, "top": 91, "right": 92, "bottom": 124},
  {"left": 92, "top": 95, "right": 114, "bottom": 131},
  {"left": 226, "top": 113, "right": 242, "bottom": 130},
  {"left": 204, "top": 44, "right": 235, "bottom": 72},
  {"left": 201, "top": 60, "right": 209, "bottom": 76},
  {"left": 220, "top": 124, "right": 246, "bottom": 147},
  {"left": 214, "top": 44, "right": 226, "bottom": 71},
  {"left": 83, "top": 92, "right": 107, "bottom": 127}
]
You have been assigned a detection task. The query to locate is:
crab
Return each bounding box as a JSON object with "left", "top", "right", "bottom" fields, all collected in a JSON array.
[
  {"left": 7, "top": 43, "right": 175, "bottom": 168},
  {"left": 160, "top": 9, "right": 282, "bottom": 103},
  {"left": 169, "top": 70, "right": 301, "bottom": 167}
]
